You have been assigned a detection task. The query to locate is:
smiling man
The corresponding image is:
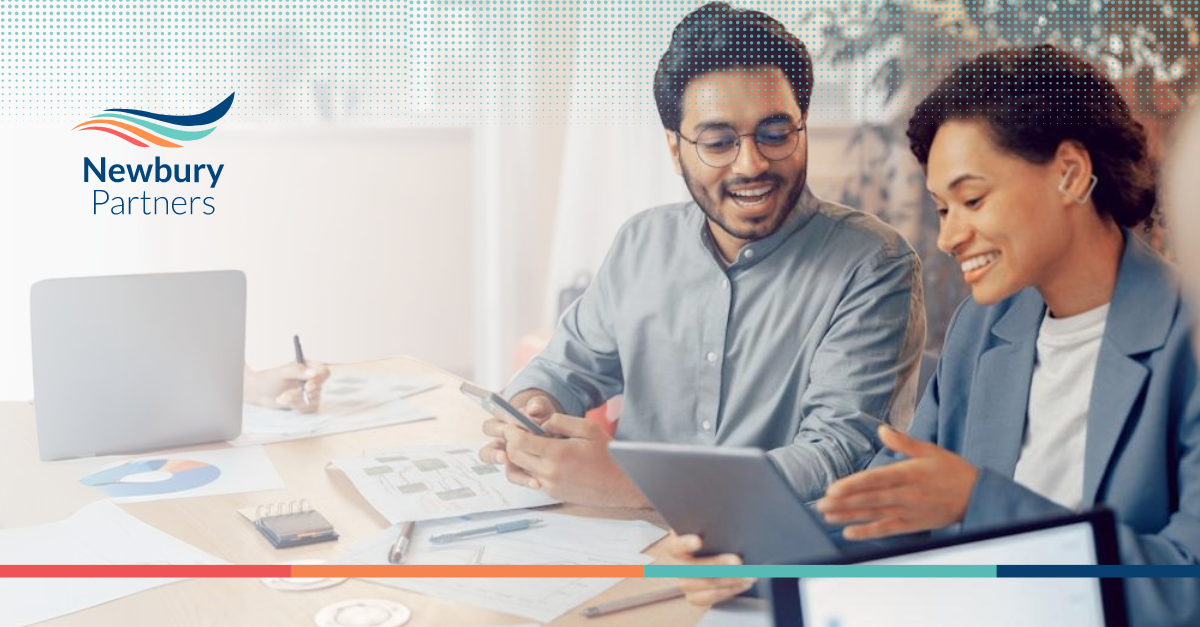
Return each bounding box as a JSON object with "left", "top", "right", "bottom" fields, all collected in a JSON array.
[{"left": 478, "top": 2, "right": 926, "bottom": 507}]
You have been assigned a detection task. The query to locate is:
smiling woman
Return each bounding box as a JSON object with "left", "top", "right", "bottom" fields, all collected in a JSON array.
[
  {"left": 905, "top": 44, "right": 1157, "bottom": 317},
  {"left": 814, "top": 44, "right": 1200, "bottom": 627},
  {"left": 668, "top": 44, "right": 1200, "bottom": 627}
]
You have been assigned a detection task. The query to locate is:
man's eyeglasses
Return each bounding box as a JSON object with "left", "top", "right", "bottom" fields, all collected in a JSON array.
[{"left": 676, "top": 121, "right": 804, "bottom": 168}]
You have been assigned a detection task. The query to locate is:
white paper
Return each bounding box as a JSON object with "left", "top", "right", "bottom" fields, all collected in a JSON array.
[
  {"left": 232, "top": 370, "right": 438, "bottom": 446},
  {"left": 329, "top": 443, "right": 560, "bottom": 523},
  {"left": 695, "top": 597, "right": 771, "bottom": 627},
  {"left": 0, "top": 501, "right": 228, "bottom": 627},
  {"left": 334, "top": 509, "right": 664, "bottom": 623},
  {"left": 76, "top": 445, "right": 285, "bottom": 503}
]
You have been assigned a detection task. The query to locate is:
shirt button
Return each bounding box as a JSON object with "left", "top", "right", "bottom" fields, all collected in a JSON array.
[
  {"left": 743, "top": 248, "right": 755, "bottom": 259},
  {"left": 701, "top": 420, "right": 712, "bottom": 432},
  {"left": 721, "top": 279, "right": 729, "bottom": 289},
  {"left": 706, "top": 351, "right": 718, "bottom": 363}
]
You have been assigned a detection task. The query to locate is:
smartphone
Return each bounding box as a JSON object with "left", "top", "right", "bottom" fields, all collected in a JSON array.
[{"left": 459, "top": 382, "right": 565, "bottom": 438}]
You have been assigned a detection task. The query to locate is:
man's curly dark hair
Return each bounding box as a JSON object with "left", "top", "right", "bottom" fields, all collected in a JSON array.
[{"left": 654, "top": 2, "right": 813, "bottom": 132}]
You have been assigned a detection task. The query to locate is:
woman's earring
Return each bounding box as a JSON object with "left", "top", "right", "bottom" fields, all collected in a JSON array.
[{"left": 1058, "top": 164, "right": 1099, "bottom": 204}]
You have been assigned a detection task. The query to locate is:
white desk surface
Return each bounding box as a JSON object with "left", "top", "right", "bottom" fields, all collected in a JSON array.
[{"left": 0, "top": 357, "right": 709, "bottom": 627}]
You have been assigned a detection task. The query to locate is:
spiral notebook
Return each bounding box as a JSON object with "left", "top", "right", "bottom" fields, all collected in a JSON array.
[{"left": 238, "top": 499, "right": 339, "bottom": 549}]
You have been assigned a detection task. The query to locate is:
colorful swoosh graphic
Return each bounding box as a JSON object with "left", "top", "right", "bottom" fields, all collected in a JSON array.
[{"left": 73, "top": 93, "right": 235, "bottom": 148}]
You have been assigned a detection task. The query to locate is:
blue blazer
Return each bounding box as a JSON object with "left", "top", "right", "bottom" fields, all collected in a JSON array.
[{"left": 893, "top": 232, "right": 1200, "bottom": 626}]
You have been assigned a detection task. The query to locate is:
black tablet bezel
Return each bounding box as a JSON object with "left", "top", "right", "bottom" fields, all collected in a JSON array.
[{"left": 768, "top": 508, "right": 1126, "bottom": 627}]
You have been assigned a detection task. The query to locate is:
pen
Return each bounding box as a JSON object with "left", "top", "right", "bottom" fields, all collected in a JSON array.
[
  {"left": 580, "top": 585, "right": 685, "bottom": 618},
  {"left": 293, "top": 334, "right": 310, "bottom": 407},
  {"left": 387, "top": 521, "right": 415, "bottom": 564},
  {"left": 428, "top": 518, "right": 543, "bottom": 544}
]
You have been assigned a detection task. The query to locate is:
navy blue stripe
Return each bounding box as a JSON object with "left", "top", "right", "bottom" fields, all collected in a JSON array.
[
  {"left": 999, "top": 565, "right": 1200, "bottom": 578},
  {"left": 105, "top": 92, "right": 234, "bottom": 127}
]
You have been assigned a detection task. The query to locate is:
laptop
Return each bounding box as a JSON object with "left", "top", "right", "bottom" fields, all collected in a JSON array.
[
  {"left": 30, "top": 270, "right": 246, "bottom": 461},
  {"left": 769, "top": 510, "right": 1126, "bottom": 627}
]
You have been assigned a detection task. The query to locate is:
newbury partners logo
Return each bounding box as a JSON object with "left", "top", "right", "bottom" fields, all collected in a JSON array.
[{"left": 73, "top": 93, "right": 235, "bottom": 148}]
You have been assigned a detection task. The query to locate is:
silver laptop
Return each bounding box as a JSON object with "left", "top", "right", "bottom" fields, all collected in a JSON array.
[{"left": 30, "top": 270, "right": 246, "bottom": 460}]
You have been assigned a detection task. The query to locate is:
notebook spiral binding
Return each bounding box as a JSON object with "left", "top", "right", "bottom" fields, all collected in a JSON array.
[
  {"left": 248, "top": 498, "right": 338, "bottom": 548},
  {"left": 254, "top": 498, "right": 311, "bottom": 522}
]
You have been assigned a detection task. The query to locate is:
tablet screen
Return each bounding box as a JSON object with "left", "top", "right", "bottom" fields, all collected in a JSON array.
[{"left": 795, "top": 521, "right": 1107, "bottom": 627}]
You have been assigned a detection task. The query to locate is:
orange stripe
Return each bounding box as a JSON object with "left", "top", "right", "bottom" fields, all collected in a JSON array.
[
  {"left": 290, "top": 565, "right": 645, "bottom": 578},
  {"left": 73, "top": 119, "right": 182, "bottom": 148}
]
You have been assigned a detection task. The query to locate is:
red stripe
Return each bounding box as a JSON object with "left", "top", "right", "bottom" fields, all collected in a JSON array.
[
  {"left": 78, "top": 126, "right": 150, "bottom": 147},
  {"left": 0, "top": 566, "right": 291, "bottom": 578}
]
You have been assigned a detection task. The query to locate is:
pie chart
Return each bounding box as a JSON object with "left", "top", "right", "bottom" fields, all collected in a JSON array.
[{"left": 81, "top": 458, "right": 221, "bottom": 497}]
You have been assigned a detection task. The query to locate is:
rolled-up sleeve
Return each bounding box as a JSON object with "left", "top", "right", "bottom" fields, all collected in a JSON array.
[{"left": 768, "top": 248, "right": 926, "bottom": 501}]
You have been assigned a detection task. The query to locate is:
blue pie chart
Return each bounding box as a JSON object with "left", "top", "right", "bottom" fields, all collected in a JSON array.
[{"left": 81, "top": 458, "right": 221, "bottom": 497}]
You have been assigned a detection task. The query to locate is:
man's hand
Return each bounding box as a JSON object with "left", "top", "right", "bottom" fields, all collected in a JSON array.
[
  {"left": 478, "top": 390, "right": 559, "bottom": 487},
  {"left": 501, "top": 413, "right": 650, "bottom": 509},
  {"left": 663, "top": 532, "right": 755, "bottom": 606},
  {"left": 243, "top": 361, "right": 331, "bottom": 413},
  {"left": 816, "top": 425, "right": 979, "bottom": 540}
]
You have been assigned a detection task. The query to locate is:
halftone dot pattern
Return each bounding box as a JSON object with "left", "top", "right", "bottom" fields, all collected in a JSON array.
[{"left": 1, "top": 1, "right": 1195, "bottom": 124}]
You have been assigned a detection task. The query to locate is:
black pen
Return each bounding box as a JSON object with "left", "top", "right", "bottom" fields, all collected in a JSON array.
[{"left": 293, "top": 334, "right": 310, "bottom": 407}]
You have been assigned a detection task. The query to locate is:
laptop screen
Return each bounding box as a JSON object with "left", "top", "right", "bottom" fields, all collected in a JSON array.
[{"left": 795, "top": 521, "right": 1108, "bottom": 627}]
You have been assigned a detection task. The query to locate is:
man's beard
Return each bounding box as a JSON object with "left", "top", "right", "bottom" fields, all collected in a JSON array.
[{"left": 681, "top": 161, "right": 807, "bottom": 243}]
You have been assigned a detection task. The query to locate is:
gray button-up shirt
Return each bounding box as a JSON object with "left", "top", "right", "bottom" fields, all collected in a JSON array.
[{"left": 506, "top": 188, "right": 926, "bottom": 501}]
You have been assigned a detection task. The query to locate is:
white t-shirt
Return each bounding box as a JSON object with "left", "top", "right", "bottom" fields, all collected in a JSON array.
[{"left": 1013, "top": 303, "right": 1110, "bottom": 511}]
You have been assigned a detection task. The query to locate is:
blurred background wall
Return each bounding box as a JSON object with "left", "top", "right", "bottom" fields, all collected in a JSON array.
[{"left": 1, "top": 0, "right": 1194, "bottom": 399}]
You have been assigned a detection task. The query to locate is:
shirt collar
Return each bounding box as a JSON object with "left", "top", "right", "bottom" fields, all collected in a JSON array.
[{"left": 695, "top": 186, "right": 820, "bottom": 269}]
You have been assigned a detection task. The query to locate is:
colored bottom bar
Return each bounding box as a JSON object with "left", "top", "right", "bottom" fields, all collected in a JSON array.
[{"left": 3, "top": 564, "right": 1198, "bottom": 578}]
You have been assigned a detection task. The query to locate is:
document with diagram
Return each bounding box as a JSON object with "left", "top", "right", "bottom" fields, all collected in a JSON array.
[{"left": 329, "top": 443, "right": 560, "bottom": 523}]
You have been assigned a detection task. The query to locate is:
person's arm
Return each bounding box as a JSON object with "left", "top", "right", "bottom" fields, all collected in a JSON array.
[
  {"left": 824, "top": 329, "right": 1200, "bottom": 626},
  {"left": 243, "top": 361, "right": 331, "bottom": 413},
  {"left": 478, "top": 225, "right": 628, "bottom": 494},
  {"left": 502, "top": 237, "right": 626, "bottom": 417},
  {"left": 767, "top": 247, "right": 925, "bottom": 502}
]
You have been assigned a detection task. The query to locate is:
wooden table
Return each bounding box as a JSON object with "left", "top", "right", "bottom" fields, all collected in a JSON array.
[{"left": 0, "top": 357, "right": 709, "bottom": 627}]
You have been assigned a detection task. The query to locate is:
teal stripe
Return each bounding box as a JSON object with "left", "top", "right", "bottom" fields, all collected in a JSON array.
[
  {"left": 89, "top": 114, "right": 216, "bottom": 142},
  {"left": 645, "top": 565, "right": 996, "bottom": 578}
]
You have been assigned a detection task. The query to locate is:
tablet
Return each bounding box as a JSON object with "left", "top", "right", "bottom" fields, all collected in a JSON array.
[
  {"left": 609, "top": 441, "right": 839, "bottom": 565},
  {"left": 769, "top": 509, "right": 1125, "bottom": 627}
]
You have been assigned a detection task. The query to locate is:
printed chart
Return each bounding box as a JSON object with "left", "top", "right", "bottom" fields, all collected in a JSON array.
[
  {"left": 80, "top": 459, "right": 220, "bottom": 498},
  {"left": 331, "top": 444, "right": 560, "bottom": 523}
]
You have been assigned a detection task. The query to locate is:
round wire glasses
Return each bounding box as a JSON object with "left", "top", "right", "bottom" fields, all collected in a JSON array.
[{"left": 676, "top": 121, "right": 804, "bottom": 168}]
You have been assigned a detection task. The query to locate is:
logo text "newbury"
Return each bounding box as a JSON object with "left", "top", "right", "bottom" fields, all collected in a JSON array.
[{"left": 84, "top": 157, "right": 224, "bottom": 189}]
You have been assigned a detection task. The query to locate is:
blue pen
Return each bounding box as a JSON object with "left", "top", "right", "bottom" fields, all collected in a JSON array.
[{"left": 429, "top": 518, "right": 543, "bottom": 544}]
